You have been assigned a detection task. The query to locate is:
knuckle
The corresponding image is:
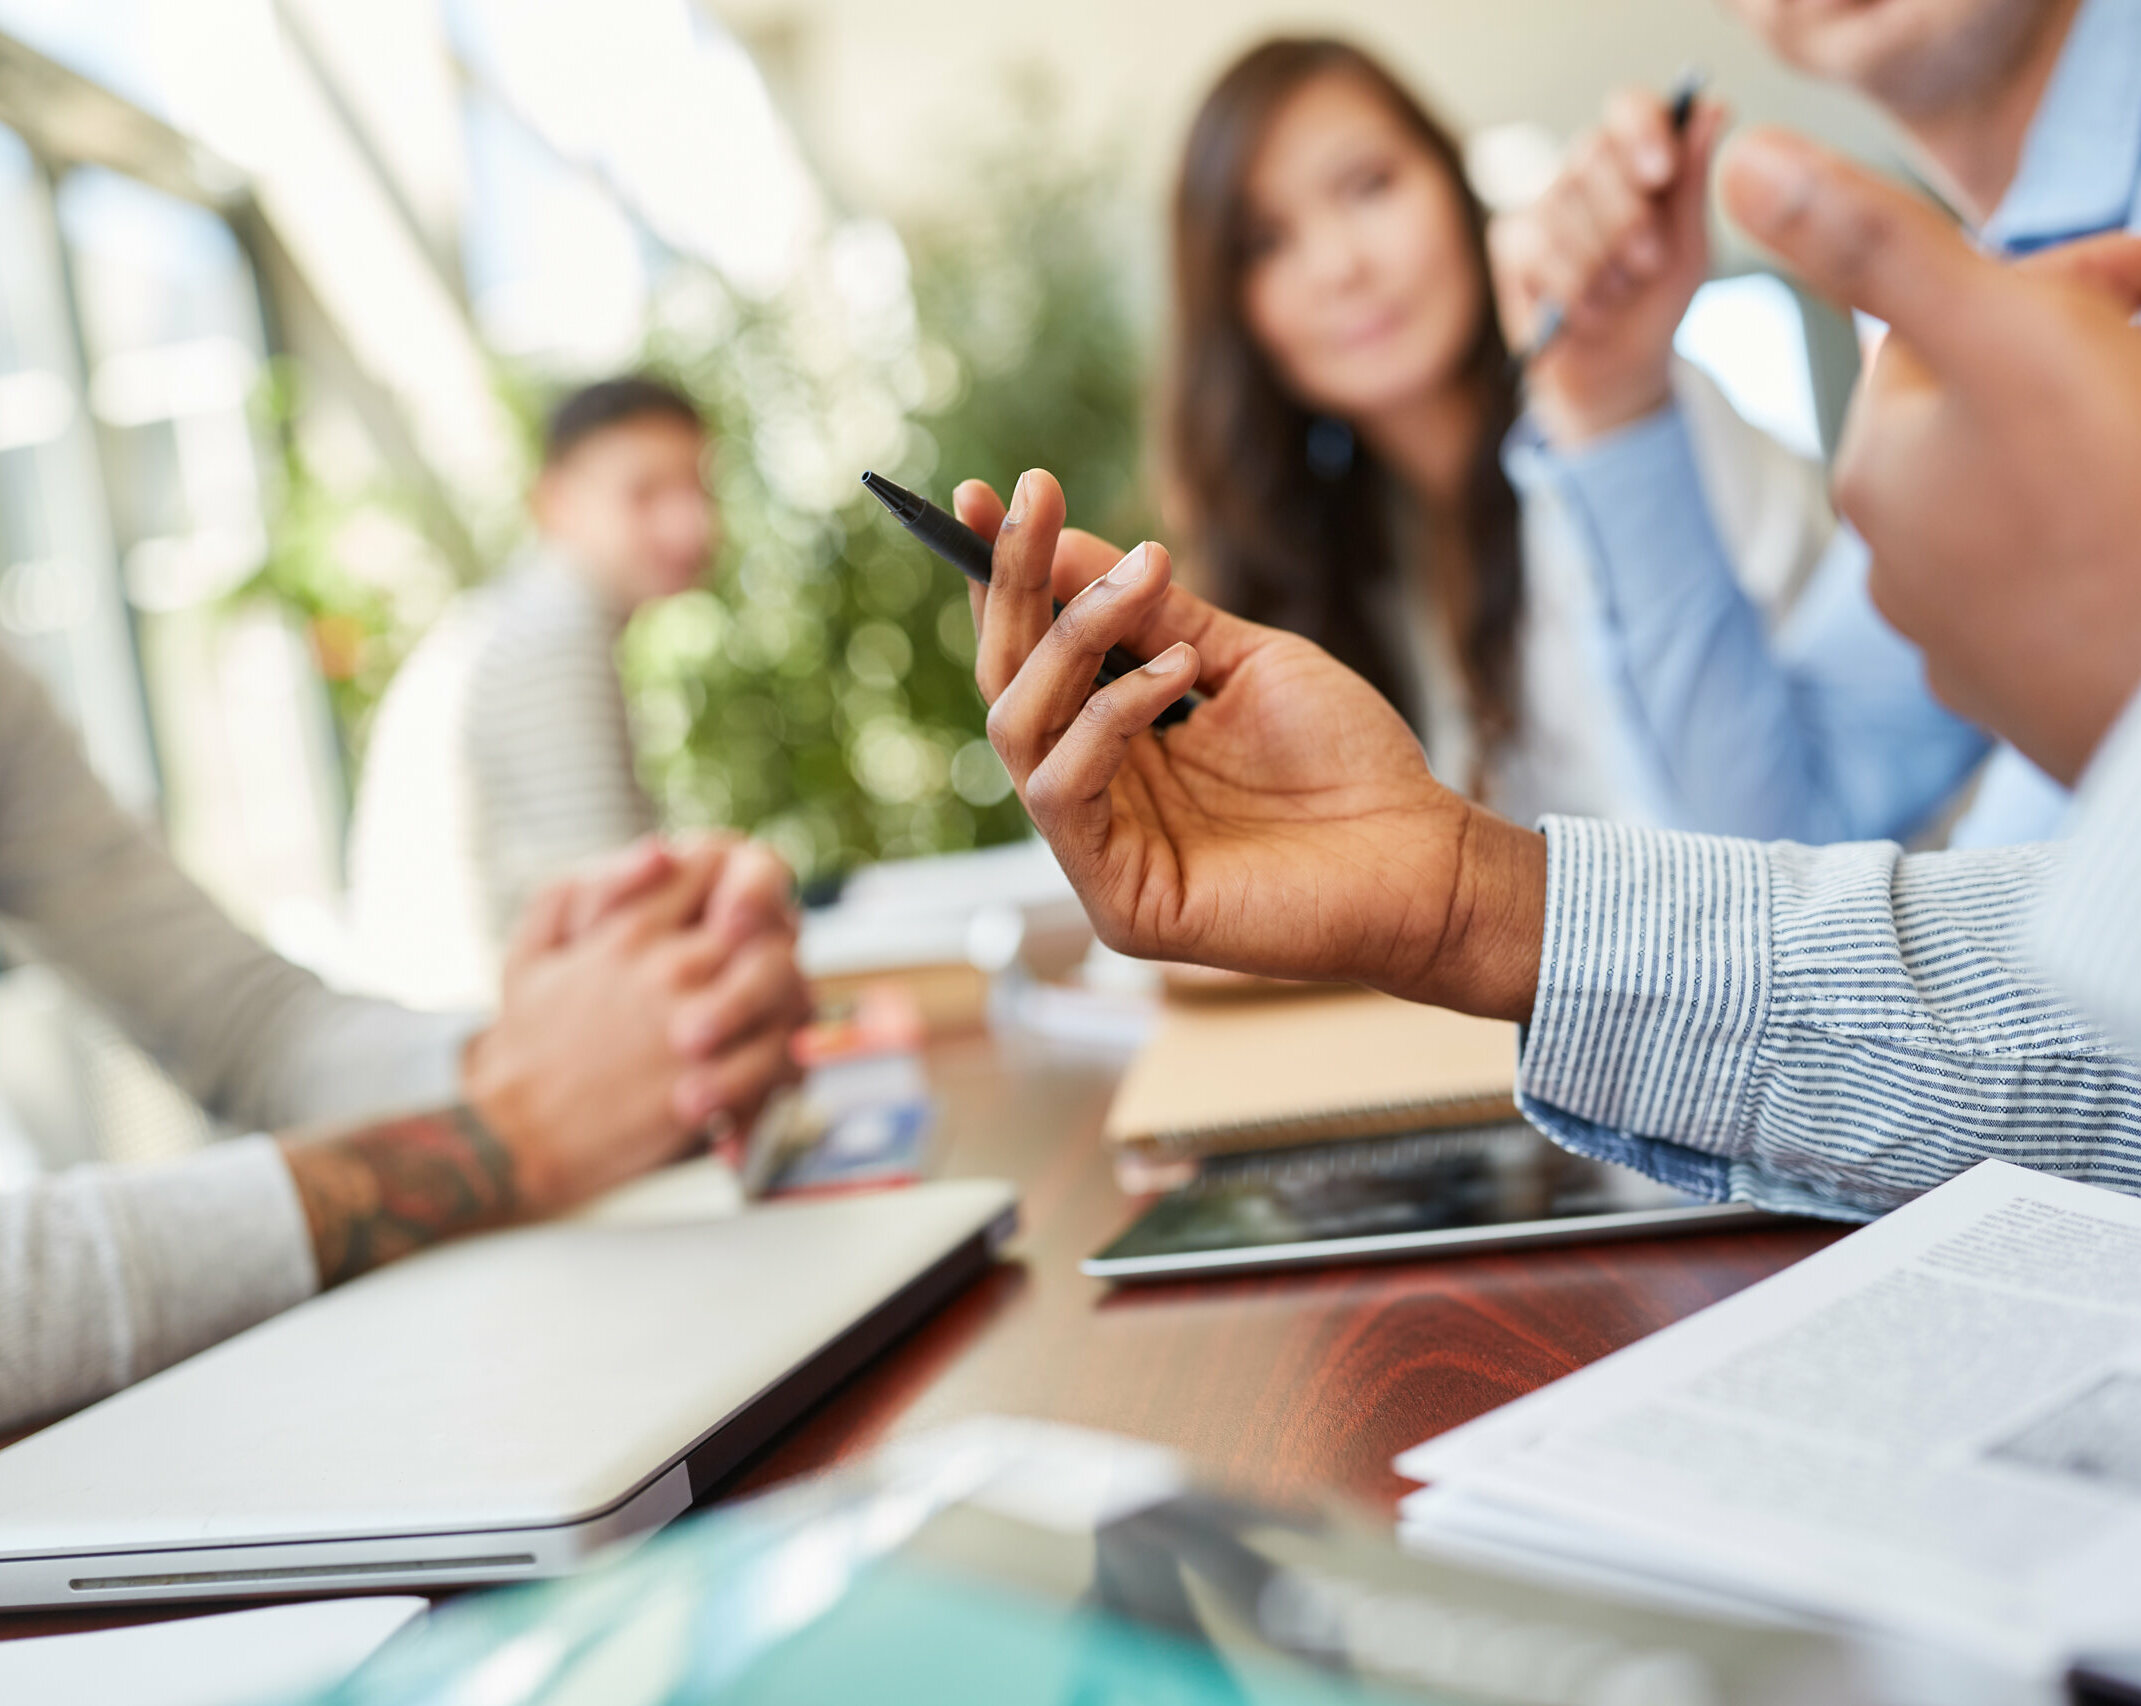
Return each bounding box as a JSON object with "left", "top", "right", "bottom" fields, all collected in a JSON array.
[
  {"left": 1023, "top": 764, "right": 1065, "bottom": 825},
  {"left": 717, "top": 990, "right": 759, "bottom": 1039},
  {"left": 742, "top": 943, "right": 794, "bottom": 996},
  {"left": 1076, "top": 686, "right": 1130, "bottom": 738},
  {"left": 984, "top": 695, "right": 1023, "bottom": 761},
  {"left": 1054, "top": 589, "right": 1117, "bottom": 654}
]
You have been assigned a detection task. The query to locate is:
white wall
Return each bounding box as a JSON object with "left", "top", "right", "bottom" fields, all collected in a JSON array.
[{"left": 712, "top": 0, "right": 1907, "bottom": 229}]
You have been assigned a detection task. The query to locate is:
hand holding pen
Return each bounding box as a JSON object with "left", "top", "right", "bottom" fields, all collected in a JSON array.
[
  {"left": 940, "top": 467, "right": 1546, "bottom": 1021},
  {"left": 1490, "top": 71, "right": 1722, "bottom": 445},
  {"left": 863, "top": 470, "right": 1202, "bottom": 727}
]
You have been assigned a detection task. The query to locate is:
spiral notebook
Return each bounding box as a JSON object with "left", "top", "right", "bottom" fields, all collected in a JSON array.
[{"left": 1102, "top": 986, "right": 1518, "bottom": 1164}]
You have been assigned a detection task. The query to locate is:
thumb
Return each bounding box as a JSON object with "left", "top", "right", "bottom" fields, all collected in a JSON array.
[{"left": 1720, "top": 127, "right": 2000, "bottom": 377}]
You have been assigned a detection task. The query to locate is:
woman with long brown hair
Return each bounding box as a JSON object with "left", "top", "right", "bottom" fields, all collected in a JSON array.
[{"left": 1165, "top": 37, "right": 1817, "bottom": 818}]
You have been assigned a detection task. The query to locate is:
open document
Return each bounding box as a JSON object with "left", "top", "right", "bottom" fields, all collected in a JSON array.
[{"left": 1394, "top": 1161, "right": 2141, "bottom": 1681}]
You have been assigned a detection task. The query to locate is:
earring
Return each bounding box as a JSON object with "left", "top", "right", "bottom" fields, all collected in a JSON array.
[{"left": 1306, "top": 415, "right": 1356, "bottom": 480}]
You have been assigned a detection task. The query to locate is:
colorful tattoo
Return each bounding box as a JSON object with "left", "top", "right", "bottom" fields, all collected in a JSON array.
[{"left": 281, "top": 1106, "right": 518, "bottom": 1288}]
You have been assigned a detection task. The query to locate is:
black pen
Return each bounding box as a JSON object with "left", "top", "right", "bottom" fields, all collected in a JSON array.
[
  {"left": 1517, "top": 68, "right": 1708, "bottom": 368},
  {"left": 861, "top": 471, "right": 1201, "bottom": 728}
]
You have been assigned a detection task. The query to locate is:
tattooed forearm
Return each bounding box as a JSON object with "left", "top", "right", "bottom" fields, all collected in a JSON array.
[{"left": 280, "top": 1106, "right": 519, "bottom": 1288}]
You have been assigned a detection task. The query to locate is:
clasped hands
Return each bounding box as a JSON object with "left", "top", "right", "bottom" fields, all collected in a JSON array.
[{"left": 460, "top": 833, "right": 811, "bottom": 1218}]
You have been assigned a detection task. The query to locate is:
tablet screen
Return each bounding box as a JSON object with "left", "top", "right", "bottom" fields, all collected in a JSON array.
[{"left": 1087, "top": 1124, "right": 1747, "bottom": 1278}]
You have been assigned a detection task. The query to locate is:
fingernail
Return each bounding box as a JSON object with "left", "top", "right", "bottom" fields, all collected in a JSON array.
[
  {"left": 1106, "top": 543, "right": 1150, "bottom": 585},
  {"left": 1146, "top": 643, "right": 1189, "bottom": 676},
  {"left": 1005, "top": 471, "right": 1032, "bottom": 528},
  {"left": 1723, "top": 133, "right": 1813, "bottom": 236}
]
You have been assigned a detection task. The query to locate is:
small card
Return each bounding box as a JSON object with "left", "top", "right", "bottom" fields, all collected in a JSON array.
[{"left": 767, "top": 1096, "right": 934, "bottom": 1195}]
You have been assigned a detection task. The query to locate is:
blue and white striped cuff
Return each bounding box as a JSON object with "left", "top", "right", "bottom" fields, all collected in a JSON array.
[{"left": 1519, "top": 817, "right": 1772, "bottom": 1165}]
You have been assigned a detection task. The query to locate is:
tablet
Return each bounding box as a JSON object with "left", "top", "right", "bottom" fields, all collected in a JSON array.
[{"left": 1083, "top": 1124, "right": 1771, "bottom": 1281}]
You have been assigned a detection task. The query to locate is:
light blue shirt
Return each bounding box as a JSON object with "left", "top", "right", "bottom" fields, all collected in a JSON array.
[
  {"left": 1517, "top": 692, "right": 2141, "bottom": 1223},
  {"left": 1511, "top": 0, "right": 2141, "bottom": 850}
]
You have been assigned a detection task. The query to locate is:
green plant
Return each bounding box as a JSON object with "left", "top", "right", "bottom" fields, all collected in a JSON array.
[
  {"left": 623, "top": 119, "right": 1154, "bottom": 883},
  {"left": 245, "top": 106, "right": 1154, "bottom": 884},
  {"left": 236, "top": 360, "right": 465, "bottom": 790}
]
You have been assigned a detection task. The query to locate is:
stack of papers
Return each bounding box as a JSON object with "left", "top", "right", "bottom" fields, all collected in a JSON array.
[{"left": 1393, "top": 1161, "right": 2141, "bottom": 1689}]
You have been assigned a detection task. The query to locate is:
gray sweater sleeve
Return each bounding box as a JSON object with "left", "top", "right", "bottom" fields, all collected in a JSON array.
[
  {"left": 0, "top": 1136, "right": 316, "bottom": 1428},
  {"left": 0, "top": 652, "right": 478, "bottom": 1131}
]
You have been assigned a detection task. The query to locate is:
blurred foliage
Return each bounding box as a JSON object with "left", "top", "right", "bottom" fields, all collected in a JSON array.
[
  {"left": 246, "top": 99, "right": 1153, "bottom": 883},
  {"left": 622, "top": 113, "right": 1155, "bottom": 883},
  {"left": 236, "top": 360, "right": 462, "bottom": 789}
]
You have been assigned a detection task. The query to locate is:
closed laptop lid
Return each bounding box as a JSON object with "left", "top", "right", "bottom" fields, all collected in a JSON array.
[{"left": 0, "top": 1171, "right": 1014, "bottom": 1559}]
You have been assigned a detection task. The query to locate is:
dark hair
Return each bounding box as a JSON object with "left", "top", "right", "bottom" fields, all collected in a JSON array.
[
  {"left": 1165, "top": 38, "right": 1524, "bottom": 769},
  {"left": 541, "top": 373, "right": 704, "bottom": 468}
]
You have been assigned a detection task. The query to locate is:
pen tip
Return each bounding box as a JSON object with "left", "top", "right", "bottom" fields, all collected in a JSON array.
[{"left": 859, "top": 469, "right": 924, "bottom": 522}]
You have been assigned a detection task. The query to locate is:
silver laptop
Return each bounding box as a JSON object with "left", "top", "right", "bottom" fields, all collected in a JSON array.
[{"left": 0, "top": 1167, "right": 1015, "bottom": 1610}]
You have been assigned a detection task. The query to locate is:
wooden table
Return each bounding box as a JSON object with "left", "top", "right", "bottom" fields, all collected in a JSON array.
[
  {"left": 741, "top": 1030, "right": 1843, "bottom": 1506},
  {"left": 0, "top": 1028, "right": 1844, "bottom": 1642}
]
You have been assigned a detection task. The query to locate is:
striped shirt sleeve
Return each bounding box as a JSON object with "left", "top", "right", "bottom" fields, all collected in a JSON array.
[
  {"left": 1518, "top": 817, "right": 2141, "bottom": 1221},
  {"left": 463, "top": 569, "right": 659, "bottom": 944}
]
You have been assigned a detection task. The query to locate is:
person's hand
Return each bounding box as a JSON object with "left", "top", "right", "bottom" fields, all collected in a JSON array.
[
  {"left": 553, "top": 834, "right": 683, "bottom": 939},
  {"left": 657, "top": 836, "right": 808, "bottom": 1136},
  {"left": 955, "top": 471, "right": 1546, "bottom": 1021},
  {"left": 1489, "top": 90, "right": 1727, "bottom": 445},
  {"left": 280, "top": 844, "right": 806, "bottom": 1286},
  {"left": 1719, "top": 127, "right": 2141, "bottom": 782},
  {"left": 459, "top": 849, "right": 808, "bottom": 1216},
  {"left": 557, "top": 833, "right": 797, "bottom": 954},
  {"left": 547, "top": 832, "right": 808, "bottom": 1136}
]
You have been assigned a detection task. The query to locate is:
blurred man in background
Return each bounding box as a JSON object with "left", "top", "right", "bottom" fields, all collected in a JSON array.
[
  {"left": 1489, "top": 0, "right": 2111, "bottom": 851},
  {"left": 350, "top": 374, "right": 720, "bottom": 1009}
]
